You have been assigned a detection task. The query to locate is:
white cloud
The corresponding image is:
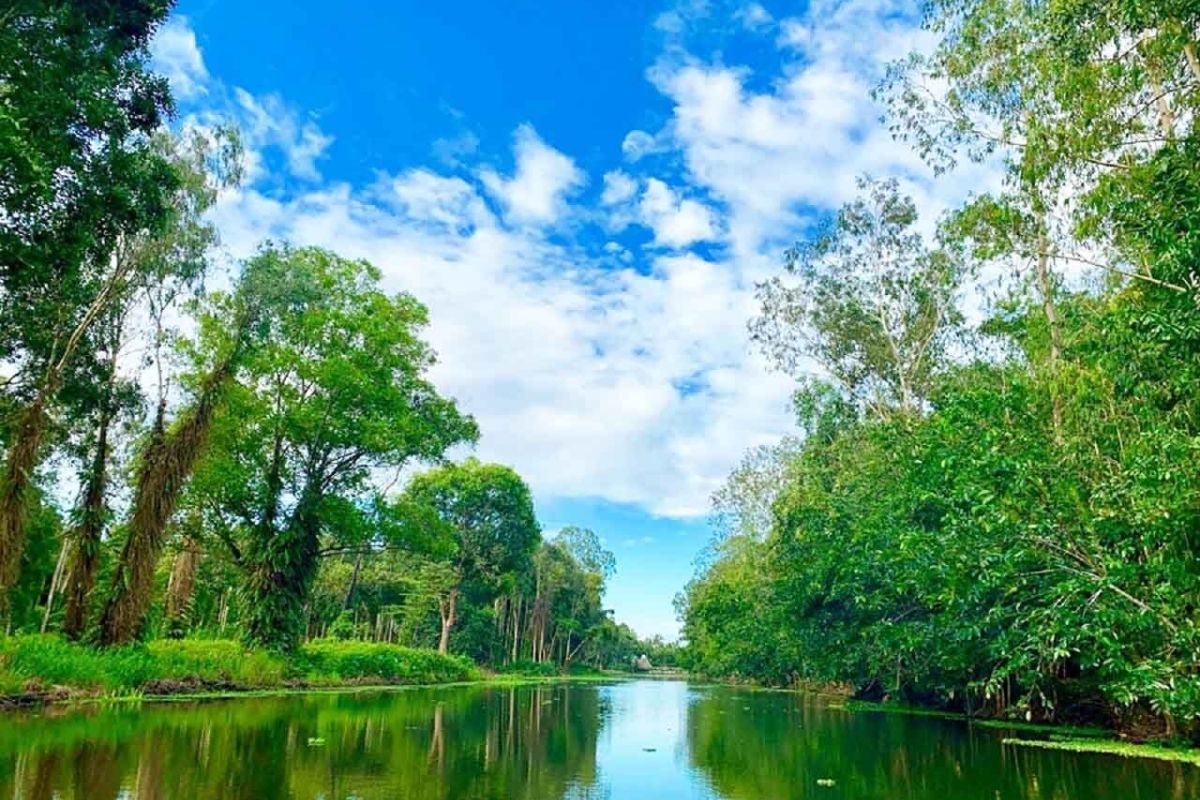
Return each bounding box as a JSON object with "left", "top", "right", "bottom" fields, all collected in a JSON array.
[
  {"left": 234, "top": 89, "right": 333, "bottom": 182},
  {"left": 150, "top": 16, "right": 209, "bottom": 99},
  {"left": 734, "top": 2, "right": 774, "bottom": 31},
  {"left": 638, "top": 178, "right": 718, "bottom": 248},
  {"left": 171, "top": 1, "right": 1000, "bottom": 521},
  {"left": 643, "top": 0, "right": 998, "bottom": 265},
  {"left": 601, "top": 170, "right": 639, "bottom": 206},
  {"left": 621, "top": 130, "right": 666, "bottom": 162},
  {"left": 149, "top": 20, "right": 334, "bottom": 185},
  {"left": 432, "top": 131, "right": 480, "bottom": 167},
  {"left": 480, "top": 125, "right": 586, "bottom": 226}
]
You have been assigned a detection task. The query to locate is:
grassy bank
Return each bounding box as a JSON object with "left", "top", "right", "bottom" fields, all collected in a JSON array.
[
  {"left": 0, "top": 635, "right": 479, "bottom": 704},
  {"left": 1000, "top": 737, "right": 1200, "bottom": 766},
  {"left": 841, "top": 698, "right": 1200, "bottom": 765}
]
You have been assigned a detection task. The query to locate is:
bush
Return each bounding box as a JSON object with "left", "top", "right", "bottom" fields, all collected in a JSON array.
[
  {"left": 0, "top": 635, "right": 477, "bottom": 697},
  {"left": 294, "top": 640, "right": 478, "bottom": 684}
]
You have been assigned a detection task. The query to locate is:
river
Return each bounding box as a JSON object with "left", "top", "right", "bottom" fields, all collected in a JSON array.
[{"left": 0, "top": 679, "right": 1194, "bottom": 798}]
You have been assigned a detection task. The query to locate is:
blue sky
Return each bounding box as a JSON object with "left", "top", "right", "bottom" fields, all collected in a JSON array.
[{"left": 153, "top": 0, "right": 993, "bottom": 639}]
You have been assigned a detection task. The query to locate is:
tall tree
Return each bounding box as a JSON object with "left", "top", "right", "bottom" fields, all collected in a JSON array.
[
  {"left": 401, "top": 460, "right": 540, "bottom": 655},
  {"left": 192, "top": 247, "right": 478, "bottom": 651},
  {"left": 752, "top": 177, "right": 964, "bottom": 418},
  {"left": 96, "top": 244, "right": 285, "bottom": 645},
  {"left": 0, "top": 1, "right": 179, "bottom": 615}
]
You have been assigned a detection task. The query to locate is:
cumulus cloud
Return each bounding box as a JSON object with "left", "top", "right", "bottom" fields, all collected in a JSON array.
[
  {"left": 601, "top": 170, "right": 639, "bottom": 206},
  {"left": 157, "top": 2, "right": 999, "bottom": 520},
  {"left": 638, "top": 178, "right": 719, "bottom": 248},
  {"left": 150, "top": 16, "right": 209, "bottom": 99},
  {"left": 621, "top": 130, "right": 667, "bottom": 162},
  {"left": 480, "top": 124, "right": 586, "bottom": 226},
  {"left": 734, "top": 2, "right": 774, "bottom": 31}
]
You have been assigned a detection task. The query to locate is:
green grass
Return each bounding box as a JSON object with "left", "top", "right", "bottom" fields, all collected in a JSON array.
[
  {"left": 293, "top": 640, "right": 477, "bottom": 685},
  {"left": 0, "top": 635, "right": 478, "bottom": 702},
  {"left": 1002, "top": 737, "right": 1200, "bottom": 766},
  {"left": 842, "top": 699, "right": 1110, "bottom": 739},
  {"left": 494, "top": 659, "right": 560, "bottom": 677}
]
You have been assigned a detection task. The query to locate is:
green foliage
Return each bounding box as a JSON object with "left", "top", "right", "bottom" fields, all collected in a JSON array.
[
  {"left": 684, "top": 154, "right": 1200, "bottom": 737},
  {"left": 496, "top": 659, "right": 560, "bottom": 677},
  {"left": 0, "top": 635, "right": 476, "bottom": 696},
  {"left": 0, "top": 636, "right": 286, "bottom": 693},
  {"left": 293, "top": 640, "right": 478, "bottom": 683},
  {"left": 186, "top": 246, "right": 477, "bottom": 652}
]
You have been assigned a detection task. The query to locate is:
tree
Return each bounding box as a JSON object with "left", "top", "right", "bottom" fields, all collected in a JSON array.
[
  {"left": 55, "top": 129, "right": 239, "bottom": 641},
  {"left": 401, "top": 460, "right": 540, "bottom": 654},
  {"left": 179, "top": 247, "right": 478, "bottom": 651},
  {"left": 0, "top": 0, "right": 180, "bottom": 617},
  {"left": 752, "top": 177, "right": 964, "bottom": 418},
  {"left": 97, "top": 244, "right": 293, "bottom": 645}
]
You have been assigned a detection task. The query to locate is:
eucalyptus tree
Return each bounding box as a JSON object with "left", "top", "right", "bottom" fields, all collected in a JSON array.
[
  {"left": 752, "top": 177, "right": 964, "bottom": 418},
  {"left": 400, "top": 460, "right": 540, "bottom": 655},
  {"left": 97, "top": 244, "right": 296, "bottom": 645},
  {"left": 523, "top": 527, "right": 614, "bottom": 665},
  {"left": 50, "top": 129, "right": 241, "bottom": 640},
  {"left": 0, "top": 0, "right": 180, "bottom": 616}
]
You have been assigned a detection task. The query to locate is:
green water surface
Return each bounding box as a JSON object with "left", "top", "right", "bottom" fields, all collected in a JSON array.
[{"left": 0, "top": 679, "right": 1195, "bottom": 798}]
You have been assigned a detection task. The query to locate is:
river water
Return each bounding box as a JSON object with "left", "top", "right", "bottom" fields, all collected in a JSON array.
[{"left": 0, "top": 679, "right": 1194, "bottom": 798}]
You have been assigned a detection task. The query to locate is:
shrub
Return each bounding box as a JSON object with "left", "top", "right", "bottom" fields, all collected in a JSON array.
[
  {"left": 0, "top": 635, "right": 474, "bottom": 697},
  {"left": 294, "top": 640, "right": 478, "bottom": 684}
]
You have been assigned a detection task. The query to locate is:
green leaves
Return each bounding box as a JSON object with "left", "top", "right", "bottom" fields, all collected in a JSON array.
[{"left": 752, "top": 178, "right": 964, "bottom": 419}]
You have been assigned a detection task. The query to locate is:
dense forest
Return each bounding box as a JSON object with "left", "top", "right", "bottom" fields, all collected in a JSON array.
[
  {"left": 0, "top": 1, "right": 656, "bottom": 674},
  {"left": 678, "top": 0, "right": 1200, "bottom": 738}
]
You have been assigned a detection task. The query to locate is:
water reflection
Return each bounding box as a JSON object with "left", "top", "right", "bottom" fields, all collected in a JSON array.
[{"left": 0, "top": 681, "right": 1195, "bottom": 799}]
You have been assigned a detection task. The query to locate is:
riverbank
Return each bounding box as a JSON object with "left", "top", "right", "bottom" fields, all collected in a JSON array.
[
  {"left": 0, "top": 635, "right": 629, "bottom": 708},
  {"left": 840, "top": 699, "right": 1200, "bottom": 766}
]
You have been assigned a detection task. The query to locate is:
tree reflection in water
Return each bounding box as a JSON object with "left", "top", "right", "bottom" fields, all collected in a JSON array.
[{"left": 0, "top": 681, "right": 1196, "bottom": 799}]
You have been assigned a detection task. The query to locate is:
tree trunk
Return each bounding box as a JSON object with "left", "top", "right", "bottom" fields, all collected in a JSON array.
[
  {"left": 1035, "top": 233, "right": 1064, "bottom": 444},
  {"left": 510, "top": 594, "right": 521, "bottom": 663},
  {"left": 98, "top": 360, "right": 233, "bottom": 646},
  {"left": 1186, "top": 41, "right": 1200, "bottom": 83},
  {"left": 164, "top": 534, "right": 202, "bottom": 638},
  {"left": 342, "top": 552, "right": 364, "bottom": 610},
  {"left": 61, "top": 402, "right": 114, "bottom": 640},
  {"left": 243, "top": 501, "right": 322, "bottom": 652},
  {"left": 0, "top": 395, "right": 50, "bottom": 619},
  {"left": 0, "top": 252, "right": 133, "bottom": 618},
  {"left": 40, "top": 536, "right": 72, "bottom": 633},
  {"left": 438, "top": 588, "right": 459, "bottom": 655}
]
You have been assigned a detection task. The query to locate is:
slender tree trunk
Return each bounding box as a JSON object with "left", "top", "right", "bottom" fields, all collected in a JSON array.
[
  {"left": 438, "top": 588, "right": 459, "bottom": 655},
  {"left": 342, "top": 552, "right": 364, "bottom": 610},
  {"left": 98, "top": 360, "right": 233, "bottom": 646},
  {"left": 0, "top": 394, "right": 50, "bottom": 619},
  {"left": 40, "top": 536, "right": 72, "bottom": 633},
  {"left": 1185, "top": 41, "right": 1200, "bottom": 82},
  {"left": 61, "top": 402, "right": 114, "bottom": 640},
  {"left": 511, "top": 594, "right": 521, "bottom": 663},
  {"left": 1143, "top": 53, "right": 1176, "bottom": 140},
  {"left": 1035, "top": 233, "right": 1064, "bottom": 444},
  {"left": 164, "top": 534, "right": 202, "bottom": 638},
  {"left": 0, "top": 250, "right": 133, "bottom": 617}
]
